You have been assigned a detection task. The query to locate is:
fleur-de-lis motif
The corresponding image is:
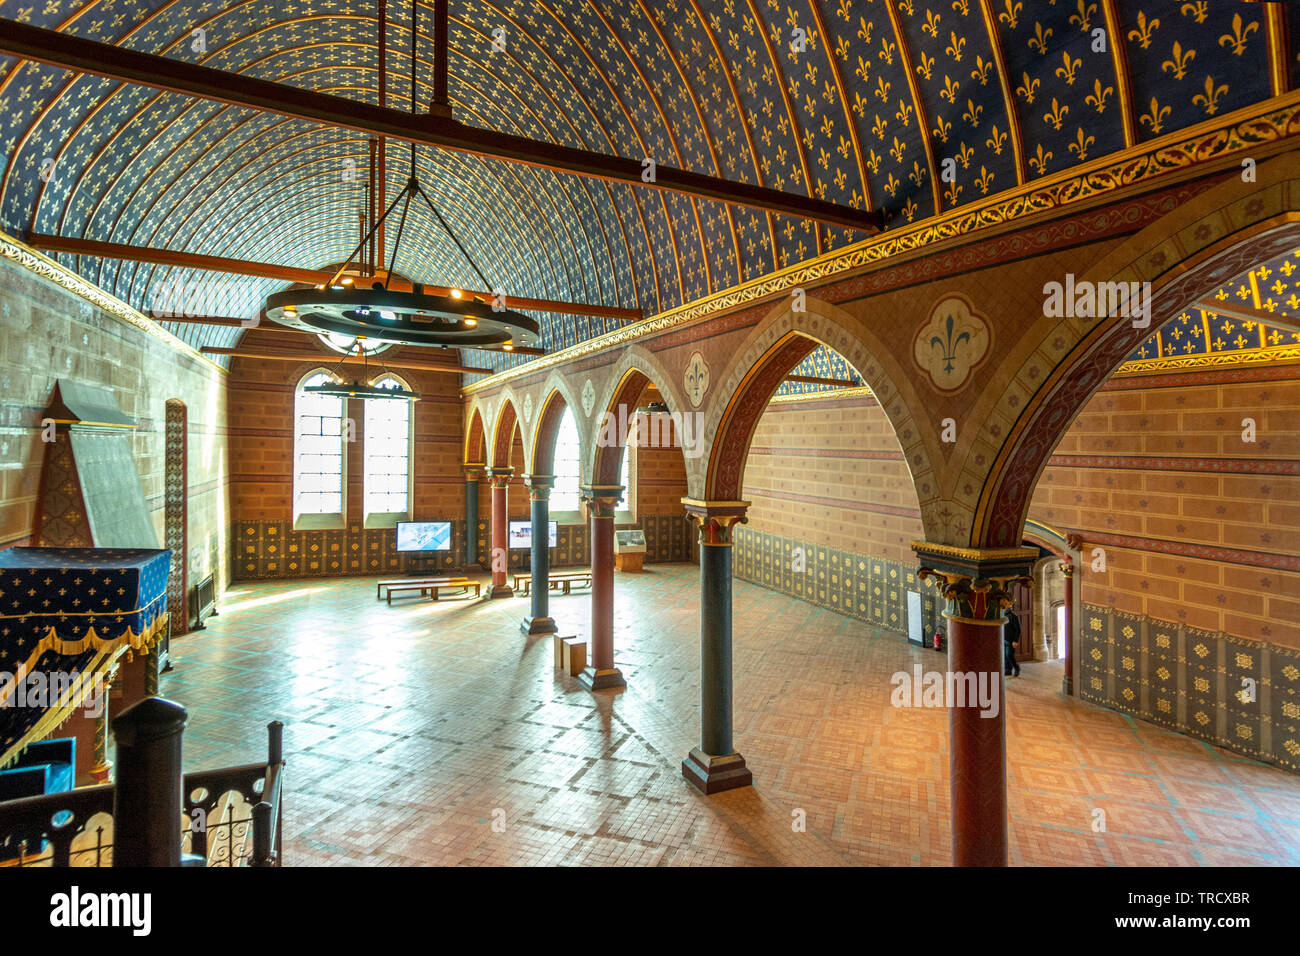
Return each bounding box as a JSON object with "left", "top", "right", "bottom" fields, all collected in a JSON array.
[
  {"left": 1180, "top": 1, "right": 1207, "bottom": 24},
  {"left": 1138, "top": 96, "right": 1170, "bottom": 134},
  {"left": 930, "top": 313, "right": 973, "bottom": 374},
  {"left": 858, "top": 16, "right": 873, "bottom": 44},
  {"left": 836, "top": 0, "right": 851, "bottom": 22},
  {"left": 1042, "top": 97, "right": 1069, "bottom": 131},
  {"left": 856, "top": 54, "right": 872, "bottom": 83},
  {"left": 866, "top": 148, "right": 882, "bottom": 174},
  {"left": 940, "top": 74, "right": 961, "bottom": 103},
  {"left": 985, "top": 124, "right": 1007, "bottom": 154},
  {"left": 1192, "top": 74, "right": 1229, "bottom": 115},
  {"left": 1056, "top": 50, "right": 1082, "bottom": 85},
  {"left": 1161, "top": 41, "right": 1194, "bottom": 80},
  {"left": 1069, "top": 0, "right": 1097, "bottom": 33},
  {"left": 875, "top": 75, "right": 892, "bottom": 102},
  {"left": 901, "top": 197, "right": 919, "bottom": 223},
  {"left": 923, "top": 8, "right": 941, "bottom": 37},
  {"left": 852, "top": 90, "right": 869, "bottom": 117},
  {"left": 962, "top": 98, "right": 982, "bottom": 127},
  {"left": 897, "top": 0, "right": 914, "bottom": 15},
  {"left": 916, "top": 51, "right": 936, "bottom": 80},
  {"left": 1085, "top": 78, "right": 1112, "bottom": 113},
  {"left": 952, "top": 0, "right": 970, "bottom": 15},
  {"left": 970, "top": 55, "right": 992, "bottom": 86},
  {"left": 933, "top": 114, "right": 953, "bottom": 143},
  {"left": 1127, "top": 11, "right": 1159, "bottom": 50},
  {"left": 872, "top": 113, "right": 888, "bottom": 139},
  {"left": 1068, "top": 126, "right": 1095, "bottom": 161},
  {"left": 956, "top": 141, "right": 975, "bottom": 169},
  {"left": 884, "top": 172, "right": 900, "bottom": 198},
  {"left": 880, "top": 37, "right": 897, "bottom": 65},
  {"left": 1218, "top": 13, "right": 1258, "bottom": 56},
  {"left": 946, "top": 31, "right": 966, "bottom": 61},
  {"left": 890, "top": 135, "right": 907, "bottom": 164},
  {"left": 1028, "top": 21, "right": 1053, "bottom": 55},
  {"left": 998, "top": 0, "right": 1022, "bottom": 30},
  {"left": 1028, "top": 143, "right": 1052, "bottom": 176},
  {"left": 1016, "top": 71, "right": 1040, "bottom": 104},
  {"left": 909, "top": 160, "right": 927, "bottom": 187},
  {"left": 896, "top": 98, "right": 913, "bottom": 126},
  {"left": 975, "top": 165, "right": 994, "bottom": 195},
  {"left": 943, "top": 180, "right": 962, "bottom": 206}
]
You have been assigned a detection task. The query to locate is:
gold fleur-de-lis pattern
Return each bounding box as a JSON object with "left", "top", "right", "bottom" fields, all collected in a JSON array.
[{"left": 0, "top": 0, "right": 1287, "bottom": 382}]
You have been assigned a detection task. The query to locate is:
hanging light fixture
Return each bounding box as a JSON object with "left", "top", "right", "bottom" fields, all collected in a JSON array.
[
  {"left": 303, "top": 339, "right": 421, "bottom": 402},
  {"left": 263, "top": 2, "right": 539, "bottom": 352}
]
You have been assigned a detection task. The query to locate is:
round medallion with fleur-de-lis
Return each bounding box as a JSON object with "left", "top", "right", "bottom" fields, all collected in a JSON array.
[
  {"left": 581, "top": 379, "right": 596, "bottom": 417},
  {"left": 913, "top": 295, "right": 991, "bottom": 392},
  {"left": 684, "top": 351, "right": 710, "bottom": 407}
]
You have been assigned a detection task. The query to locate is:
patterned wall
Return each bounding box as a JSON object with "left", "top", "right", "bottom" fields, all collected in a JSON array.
[
  {"left": 733, "top": 525, "right": 942, "bottom": 642},
  {"left": 231, "top": 513, "right": 694, "bottom": 580},
  {"left": 1078, "top": 603, "right": 1300, "bottom": 774}
]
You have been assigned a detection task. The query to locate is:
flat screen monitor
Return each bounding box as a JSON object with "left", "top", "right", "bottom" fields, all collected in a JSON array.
[
  {"left": 508, "top": 520, "right": 557, "bottom": 549},
  {"left": 396, "top": 521, "right": 452, "bottom": 552}
]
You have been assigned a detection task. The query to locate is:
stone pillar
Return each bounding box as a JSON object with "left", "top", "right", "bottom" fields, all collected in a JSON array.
[
  {"left": 486, "top": 467, "right": 513, "bottom": 598},
  {"left": 1061, "top": 560, "right": 1075, "bottom": 696},
  {"left": 578, "top": 485, "right": 625, "bottom": 690},
  {"left": 681, "top": 499, "right": 753, "bottom": 795},
  {"left": 464, "top": 464, "right": 484, "bottom": 568},
  {"left": 915, "top": 542, "right": 1035, "bottom": 868},
  {"left": 522, "top": 474, "right": 557, "bottom": 636}
]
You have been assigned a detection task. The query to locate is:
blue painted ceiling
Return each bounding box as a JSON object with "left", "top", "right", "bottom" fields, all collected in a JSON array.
[{"left": 0, "top": 0, "right": 1291, "bottom": 377}]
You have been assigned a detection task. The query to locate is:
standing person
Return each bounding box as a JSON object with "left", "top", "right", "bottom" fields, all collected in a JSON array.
[{"left": 1003, "top": 603, "right": 1021, "bottom": 678}]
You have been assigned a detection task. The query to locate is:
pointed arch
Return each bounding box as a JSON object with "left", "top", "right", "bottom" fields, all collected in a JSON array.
[
  {"left": 464, "top": 404, "right": 487, "bottom": 466},
  {"left": 974, "top": 152, "right": 1300, "bottom": 548},
  {"left": 491, "top": 397, "right": 520, "bottom": 470}
]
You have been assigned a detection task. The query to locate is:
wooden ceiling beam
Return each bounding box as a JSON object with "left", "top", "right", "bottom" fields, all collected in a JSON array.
[
  {"left": 785, "top": 374, "right": 861, "bottom": 387},
  {"left": 200, "top": 346, "right": 491, "bottom": 375},
  {"left": 29, "top": 232, "right": 641, "bottom": 320},
  {"left": 1193, "top": 298, "right": 1300, "bottom": 333},
  {"left": 0, "top": 21, "right": 881, "bottom": 233}
]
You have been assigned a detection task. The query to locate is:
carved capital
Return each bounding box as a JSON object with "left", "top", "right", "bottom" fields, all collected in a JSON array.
[
  {"left": 1060, "top": 561, "right": 1074, "bottom": 578},
  {"left": 486, "top": 466, "right": 514, "bottom": 488},
  {"left": 464, "top": 463, "right": 486, "bottom": 482},
  {"left": 581, "top": 484, "right": 623, "bottom": 518},
  {"left": 682, "top": 498, "right": 750, "bottom": 546},
  {"left": 916, "top": 567, "right": 1030, "bottom": 623},
  {"left": 525, "top": 473, "right": 554, "bottom": 501}
]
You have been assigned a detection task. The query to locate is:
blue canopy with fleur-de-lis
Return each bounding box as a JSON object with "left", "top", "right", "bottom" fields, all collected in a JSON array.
[{"left": 0, "top": 547, "right": 169, "bottom": 768}]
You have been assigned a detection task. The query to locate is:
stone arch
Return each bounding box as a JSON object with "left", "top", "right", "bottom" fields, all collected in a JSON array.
[
  {"left": 973, "top": 152, "right": 1300, "bottom": 548},
  {"left": 491, "top": 395, "right": 521, "bottom": 470},
  {"left": 702, "top": 297, "right": 937, "bottom": 527},
  {"left": 589, "top": 345, "right": 692, "bottom": 491},
  {"left": 464, "top": 402, "right": 487, "bottom": 465},
  {"left": 531, "top": 371, "right": 584, "bottom": 479}
]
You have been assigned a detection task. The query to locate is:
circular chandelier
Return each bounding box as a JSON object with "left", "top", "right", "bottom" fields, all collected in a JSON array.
[
  {"left": 261, "top": 0, "right": 539, "bottom": 352},
  {"left": 266, "top": 284, "right": 538, "bottom": 349},
  {"left": 303, "top": 342, "right": 421, "bottom": 402}
]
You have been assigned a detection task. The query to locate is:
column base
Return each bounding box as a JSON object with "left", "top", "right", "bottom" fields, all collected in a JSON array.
[
  {"left": 521, "top": 616, "right": 557, "bottom": 636},
  {"left": 577, "top": 666, "right": 625, "bottom": 691},
  {"left": 681, "top": 747, "right": 753, "bottom": 795},
  {"left": 487, "top": 584, "right": 514, "bottom": 600}
]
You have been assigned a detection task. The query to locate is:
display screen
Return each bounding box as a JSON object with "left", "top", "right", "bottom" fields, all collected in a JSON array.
[
  {"left": 396, "top": 521, "right": 452, "bottom": 552},
  {"left": 508, "top": 520, "right": 557, "bottom": 548}
]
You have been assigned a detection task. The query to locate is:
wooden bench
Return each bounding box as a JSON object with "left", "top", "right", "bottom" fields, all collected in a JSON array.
[
  {"left": 381, "top": 578, "right": 480, "bottom": 605},
  {"left": 512, "top": 571, "right": 593, "bottom": 596}
]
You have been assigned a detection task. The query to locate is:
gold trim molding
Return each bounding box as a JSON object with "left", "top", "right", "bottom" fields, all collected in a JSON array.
[
  {"left": 0, "top": 230, "right": 225, "bottom": 375},
  {"left": 464, "top": 93, "right": 1300, "bottom": 397},
  {"left": 1114, "top": 343, "right": 1300, "bottom": 376}
]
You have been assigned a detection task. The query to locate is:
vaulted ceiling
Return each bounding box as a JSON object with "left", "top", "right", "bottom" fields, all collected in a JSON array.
[{"left": 0, "top": 0, "right": 1292, "bottom": 378}]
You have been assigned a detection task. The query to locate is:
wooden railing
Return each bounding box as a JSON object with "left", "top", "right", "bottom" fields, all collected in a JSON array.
[{"left": 0, "top": 699, "right": 284, "bottom": 867}]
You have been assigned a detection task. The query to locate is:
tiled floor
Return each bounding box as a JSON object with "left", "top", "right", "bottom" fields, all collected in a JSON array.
[{"left": 160, "top": 564, "right": 1300, "bottom": 866}]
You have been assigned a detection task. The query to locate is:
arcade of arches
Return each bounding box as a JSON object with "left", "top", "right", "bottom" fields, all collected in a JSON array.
[{"left": 2, "top": 1, "right": 1300, "bottom": 869}]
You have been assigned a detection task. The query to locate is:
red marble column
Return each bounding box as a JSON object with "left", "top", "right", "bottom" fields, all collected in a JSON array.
[
  {"left": 1061, "top": 560, "right": 1075, "bottom": 695},
  {"left": 946, "top": 611, "right": 1007, "bottom": 867},
  {"left": 579, "top": 485, "right": 625, "bottom": 690},
  {"left": 486, "top": 467, "right": 513, "bottom": 598},
  {"left": 917, "top": 546, "right": 1034, "bottom": 869}
]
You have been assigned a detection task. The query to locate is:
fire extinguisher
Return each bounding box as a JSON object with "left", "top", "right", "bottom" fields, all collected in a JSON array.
[{"left": 932, "top": 632, "right": 944, "bottom": 652}]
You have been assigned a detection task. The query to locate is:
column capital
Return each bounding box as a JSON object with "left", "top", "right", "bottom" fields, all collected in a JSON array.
[
  {"left": 581, "top": 484, "right": 623, "bottom": 518},
  {"left": 912, "top": 541, "right": 1035, "bottom": 624},
  {"left": 486, "top": 466, "right": 514, "bottom": 486},
  {"left": 682, "top": 498, "right": 750, "bottom": 545},
  {"left": 524, "top": 474, "right": 554, "bottom": 500},
  {"left": 1060, "top": 560, "right": 1075, "bottom": 578},
  {"left": 463, "top": 462, "right": 486, "bottom": 481}
]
